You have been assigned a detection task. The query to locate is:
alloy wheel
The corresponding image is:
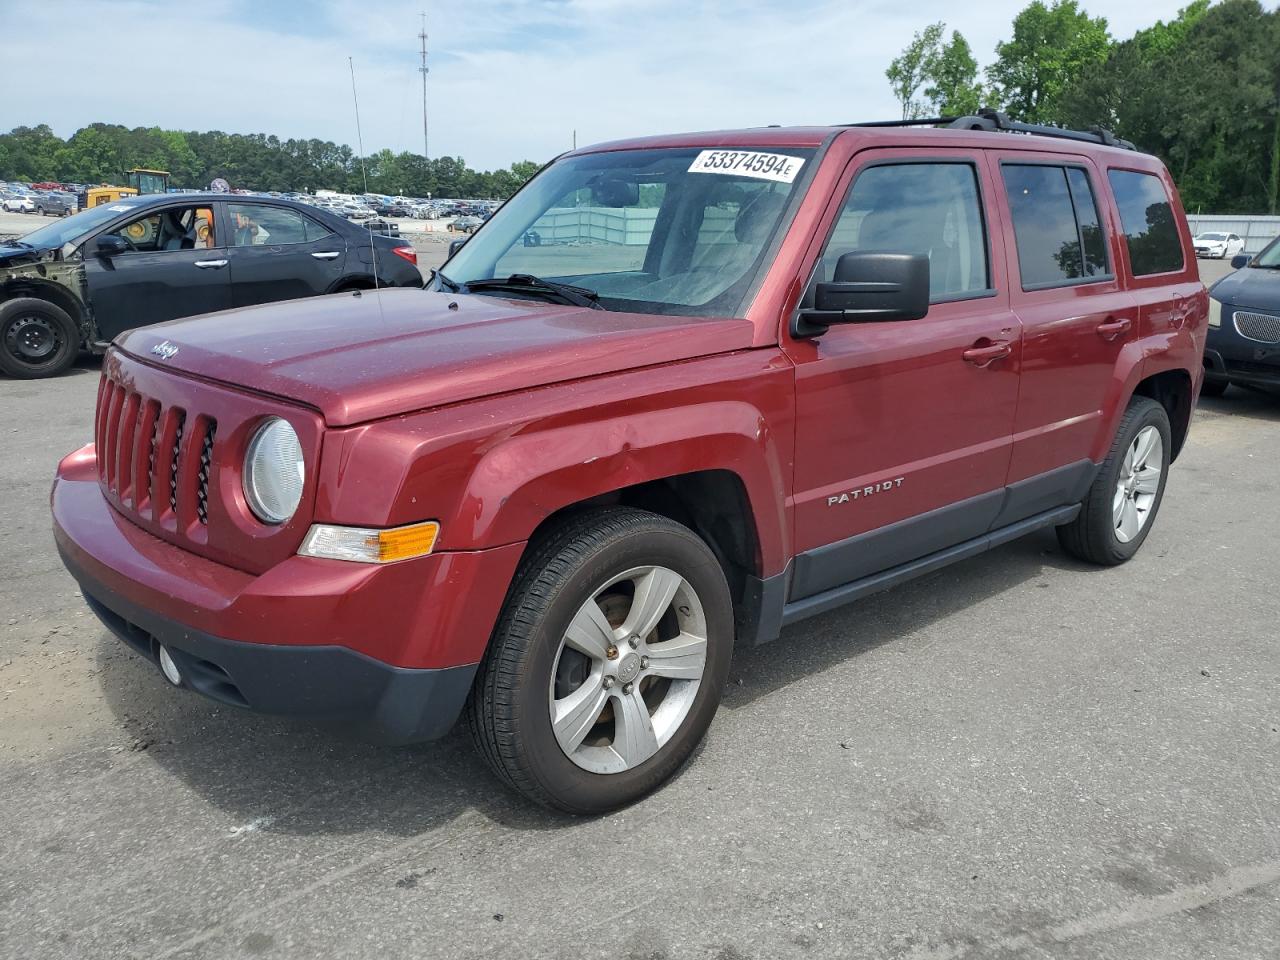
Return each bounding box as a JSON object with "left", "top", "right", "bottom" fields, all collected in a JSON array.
[
  {"left": 1113, "top": 425, "right": 1163, "bottom": 543},
  {"left": 548, "top": 565, "right": 708, "bottom": 774}
]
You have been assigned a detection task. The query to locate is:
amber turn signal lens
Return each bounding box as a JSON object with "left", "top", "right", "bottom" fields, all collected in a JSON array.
[{"left": 298, "top": 521, "right": 440, "bottom": 564}]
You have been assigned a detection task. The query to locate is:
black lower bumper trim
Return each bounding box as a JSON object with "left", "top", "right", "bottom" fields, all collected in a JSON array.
[{"left": 73, "top": 562, "right": 477, "bottom": 745}]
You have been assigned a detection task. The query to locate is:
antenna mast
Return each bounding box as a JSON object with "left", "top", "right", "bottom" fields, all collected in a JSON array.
[{"left": 418, "top": 11, "right": 429, "bottom": 160}]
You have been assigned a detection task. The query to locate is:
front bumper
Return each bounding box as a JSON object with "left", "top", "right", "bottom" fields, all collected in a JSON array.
[
  {"left": 53, "top": 444, "right": 525, "bottom": 743},
  {"left": 1204, "top": 312, "right": 1280, "bottom": 388}
]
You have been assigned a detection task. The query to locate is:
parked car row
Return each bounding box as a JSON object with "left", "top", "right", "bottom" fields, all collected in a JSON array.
[{"left": 3, "top": 181, "right": 80, "bottom": 217}]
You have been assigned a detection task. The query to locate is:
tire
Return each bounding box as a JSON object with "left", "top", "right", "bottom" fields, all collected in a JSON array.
[
  {"left": 1200, "top": 378, "right": 1228, "bottom": 398},
  {"left": 1056, "top": 396, "right": 1171, "bottom": 566},
  {"left": 0, "top": 297, "right": 81, "bottom": 379},
  {"left": 466, "top": 507, "right": 734, "bottom": 813}
]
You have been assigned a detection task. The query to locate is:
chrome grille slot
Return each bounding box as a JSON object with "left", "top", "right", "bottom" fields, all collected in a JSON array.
[
  {"left": 168, "top": 412, "right": 186, "bottom": 514},
  {"left": 196, "top": 421, "right": 216, "bottom": 525},
  {"left": 1234, "top": 310, "right": 1280, "bottom": 344}
]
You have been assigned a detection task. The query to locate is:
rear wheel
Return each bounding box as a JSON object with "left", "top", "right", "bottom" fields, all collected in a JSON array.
[
  {"left": 1056, "top": 396, "right": 1171, "bottom": 565},
  {"left": 0, "top": 297, "right": 80, "bottom": 379},
  {"left": 466, "top": 508, "right": 733, "bottom": 813}
]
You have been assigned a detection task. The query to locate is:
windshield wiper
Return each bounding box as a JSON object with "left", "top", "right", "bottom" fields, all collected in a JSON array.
[{"left": 464, "top": 274, "right": 603, "bottom": 309}]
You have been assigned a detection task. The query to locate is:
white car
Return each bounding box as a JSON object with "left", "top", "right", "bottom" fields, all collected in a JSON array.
[
  {"left": 1, "top": 193, "right": 36, "bottom": 213},
  {"left": 1194, "top": 232, "right": 1245, "bottom": 259}
]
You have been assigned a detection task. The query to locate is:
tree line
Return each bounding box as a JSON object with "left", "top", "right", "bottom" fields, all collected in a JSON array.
[
  {"left": 886, "top": 0, "right": 1280, "bottom": 214},
  {"left": 0, "top": 122, "right": 542, "bottom": 199}
]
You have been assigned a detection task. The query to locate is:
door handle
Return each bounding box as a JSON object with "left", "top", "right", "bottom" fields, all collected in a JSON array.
[
  {"left": 1096, "top": 316, "right": 1132, "bottom": 340},
  {"left": 193, "top": 259, "right": 228, "bottom": 269},
  {"left": 962, "top": 341, "right": 1012, "bottom": 367},
  {"left": 311, "top": 251, "right": 341, "bottom": 260}
]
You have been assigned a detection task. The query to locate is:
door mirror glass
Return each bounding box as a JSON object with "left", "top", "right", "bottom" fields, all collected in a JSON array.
[
  {"left": 448, "top": 237, "right": 467, "bottom": 258},
  {"left": 800, "top": 251, "right": 930, "bottom": 336}
]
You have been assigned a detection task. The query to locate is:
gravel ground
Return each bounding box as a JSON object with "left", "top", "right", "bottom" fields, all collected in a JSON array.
[{"left": 0, "top": 239, "right": 1275, "bottom": 959}]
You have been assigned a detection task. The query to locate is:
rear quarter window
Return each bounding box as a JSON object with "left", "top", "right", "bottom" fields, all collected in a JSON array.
[{"left": 1107, "top": 170, "right": 1184, "bottom": 276}]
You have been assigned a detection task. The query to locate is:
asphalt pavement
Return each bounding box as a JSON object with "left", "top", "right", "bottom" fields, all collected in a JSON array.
[{"left": 0, "top": 255, "right": 1276, "bottom": 960}]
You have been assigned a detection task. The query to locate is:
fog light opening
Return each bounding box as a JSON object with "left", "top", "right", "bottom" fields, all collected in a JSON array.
[{"left": 158, "top": 645, "right": 183, "bottom": 686}]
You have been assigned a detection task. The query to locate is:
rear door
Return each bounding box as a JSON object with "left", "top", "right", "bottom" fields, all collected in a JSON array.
[
  {"left": 225, "top": 202, "right": 348, "bottom": 307},
  {"left": 1105, "top": 167, "right": 1202, "bottom": 373},
  {"left": 992, "top": 152, "right": 1139, "bottom": 515},
  {"left": 784, "top": 149, "right": 1022, "bottom": 600}
]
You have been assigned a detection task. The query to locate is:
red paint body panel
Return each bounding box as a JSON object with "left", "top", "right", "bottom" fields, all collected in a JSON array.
[{"left": 52, "top": 123, "right": 1208, "bottom": 693}]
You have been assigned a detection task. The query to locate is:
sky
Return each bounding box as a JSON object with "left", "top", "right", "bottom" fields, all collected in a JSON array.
[{"left": 9, "top": 0, "right": 1195, "bottom": 172}]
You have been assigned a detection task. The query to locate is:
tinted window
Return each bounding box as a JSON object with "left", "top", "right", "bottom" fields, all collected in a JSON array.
[
  {"left": 228, "top": 204, "right": 313, "bottom": 246},
  {"left": 1107, "top": 170, "right": 1184, "bottom": 276},
  {"left": 106, "top": 205, "right": 217, "bottom": 252},
  {"left": 822, "top": 162, "right": 988, "bottom": 300},
  {"left": 1003, "top": 165, "right": 1108, "bottom": 287},
  {"left": 1067, "top": 168, "right": 1108, "bottom": 277}
]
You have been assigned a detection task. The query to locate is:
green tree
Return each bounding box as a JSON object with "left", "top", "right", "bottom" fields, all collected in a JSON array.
[
  {"left": 988, "top": 0, "right": 1111, "bottom": 123},
  {"left": 923, "top": 31, "right": 983, "bottom": 116},
  {"left": 886, "top": 22, "right": 945, "bottom": 120}
]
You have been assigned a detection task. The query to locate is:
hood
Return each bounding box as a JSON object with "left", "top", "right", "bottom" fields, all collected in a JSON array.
[
  {"left": 116, "top": 288, "right": 755, "bottom": 426},
  {"left": 1209, "top": 265, "right": 1280, "bottom": 311},
  {"left": 0, "top": 242, "right": 56, "bottom": 268}
]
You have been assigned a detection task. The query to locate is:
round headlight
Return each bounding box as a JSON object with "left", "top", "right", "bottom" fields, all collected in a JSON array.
[{"left": 243, "top": 417, "right": 304, "bottom": 524}]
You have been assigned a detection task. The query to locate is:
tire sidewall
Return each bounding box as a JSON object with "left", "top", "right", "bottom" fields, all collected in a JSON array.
[
  {"left": 0, "top": 298, "right": 80, "bottom": 379},
  {"left": 516, "top": 525, "right": 733, "bottom": 812},
  {"left": 1099, "top": 401, "right": 1172, "bottom": 562}
]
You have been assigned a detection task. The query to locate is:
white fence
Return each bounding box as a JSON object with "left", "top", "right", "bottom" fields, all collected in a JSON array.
[
  {"left": 528, "top": 206, "right": 739, "bottom": 246},
  {"left": 1185, "top": 215, "right": 1279, "bottom": 255}
]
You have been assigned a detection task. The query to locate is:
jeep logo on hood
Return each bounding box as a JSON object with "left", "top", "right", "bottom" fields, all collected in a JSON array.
[{"left": 151, "top": 341, "right": 179, "bottom": 360}]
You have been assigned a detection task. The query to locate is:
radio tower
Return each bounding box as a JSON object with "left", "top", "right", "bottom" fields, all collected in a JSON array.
[{"left": 418, "top": 12, "right": 429, "bottom": 160}]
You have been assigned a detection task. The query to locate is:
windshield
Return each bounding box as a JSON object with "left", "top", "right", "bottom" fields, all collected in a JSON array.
[
  {"left": 1199, "top": 233, "right": 1227, "bottom": 241},
  {"left": 16, "top": 200, "right": 146, "bottom": 250},
  {"left": 441, "top": 146, "right": 814, "bottom": 317},
  {"left": 1252, "top": 235, "right": 1280, "bottom": 267}
]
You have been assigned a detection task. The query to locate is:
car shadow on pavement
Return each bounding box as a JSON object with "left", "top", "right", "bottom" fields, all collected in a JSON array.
[
  {"left": 95, "top": 642, "right": 571, "bottom": 835},
  {"left": 722, "top": 528, "right": 1099, "bottom": 711},
  {"left": 1196, "top": 385, "right": 1280, "bottom": 422},
  {"left": 94, "top": 527, "right": 1092, "bottom": 835}
]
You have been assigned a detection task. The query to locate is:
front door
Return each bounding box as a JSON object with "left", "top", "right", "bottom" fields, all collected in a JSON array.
[
  {"left": 784, "top": 150, "right": 1022, "bottom": 600},
  {"left": 224, "top": 202, "right": 348, "bottom": 307},
  {"left": 84, "top": 203, "right": 231, "bottom": 341}
]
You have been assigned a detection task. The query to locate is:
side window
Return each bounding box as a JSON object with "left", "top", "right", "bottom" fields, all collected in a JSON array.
[
  {"left": 1002, "top": 164, "right": 1109, "bottom": 288},
  {"left": 303, "top": 216, "right": 333, "bottom": 242},
  {"left": 821, "top": 162, "right": 989, "bottom": 301},
  {"left": 227, "top": 204, "right": 311, "bottom": 246},
  {"left": 1107, "top": 170, "right": 1184, "bottom": 276},
  {"left": 106, "top": 206, "right": 216, "bottom": 253}
]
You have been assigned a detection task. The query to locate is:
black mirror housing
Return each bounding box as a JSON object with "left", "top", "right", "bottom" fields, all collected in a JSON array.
[
  {"left": 796, "top": 252, "right": 930, "bottom": 337},
  {"left": 95, "top": 234, "right": 129, "bottom": 257},
  {"left": 1231, "top": 254, "right": 1251, "bottom": 269},
  {"left": 590, "top": 178, "right": 640, "bottom": 207},
  {"left": 447, "top": 237, "right": 467, "bottom": 258}
]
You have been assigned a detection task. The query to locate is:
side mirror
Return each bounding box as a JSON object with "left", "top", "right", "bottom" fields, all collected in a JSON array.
[
  {"left": 796, "top": 252, "right": 930, "bottom": 337},
  {"left": 95, "top": 234, "right": 129, "bottom": 257},
  {"left": 447, "top": 237, "right": 467, "bottom": 258},
  {"left": 1231, "top": 254, "right": 1251, "bottom": 270}
]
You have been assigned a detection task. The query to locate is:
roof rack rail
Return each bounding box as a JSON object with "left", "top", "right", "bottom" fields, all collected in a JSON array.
[{"left": 848, "top": 107, "right": 1137, "bottom": 152}]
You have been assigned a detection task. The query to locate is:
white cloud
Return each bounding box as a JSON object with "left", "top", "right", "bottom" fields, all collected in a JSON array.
[{"left": 8, "top": 0, "right": 1192, "bottom": 171}]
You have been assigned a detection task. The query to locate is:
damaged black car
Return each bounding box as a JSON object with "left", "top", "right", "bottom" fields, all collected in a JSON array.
[{"left": 0, "top": 194, "right": 422, "bottom": 378}]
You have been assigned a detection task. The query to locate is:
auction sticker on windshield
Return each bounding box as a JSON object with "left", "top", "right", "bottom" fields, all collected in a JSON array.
[{"left": 688, "top": 150, "right": 805, "bottom": 183}]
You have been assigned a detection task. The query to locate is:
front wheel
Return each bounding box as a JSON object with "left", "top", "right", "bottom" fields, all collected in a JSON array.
[
  {"left": 466, "top": 508, "right": 734, "bottom": 813},
  {"left": 1056, "top": 396, "right": 1171, "bottom": 565},
  {"left": 0, "top": 297, "right": 80, "bottom": 379}
]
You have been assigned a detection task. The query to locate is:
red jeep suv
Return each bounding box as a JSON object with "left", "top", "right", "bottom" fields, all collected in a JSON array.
[{"left": 52, "top": 112, "right": 1207, "bottom": 812}]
